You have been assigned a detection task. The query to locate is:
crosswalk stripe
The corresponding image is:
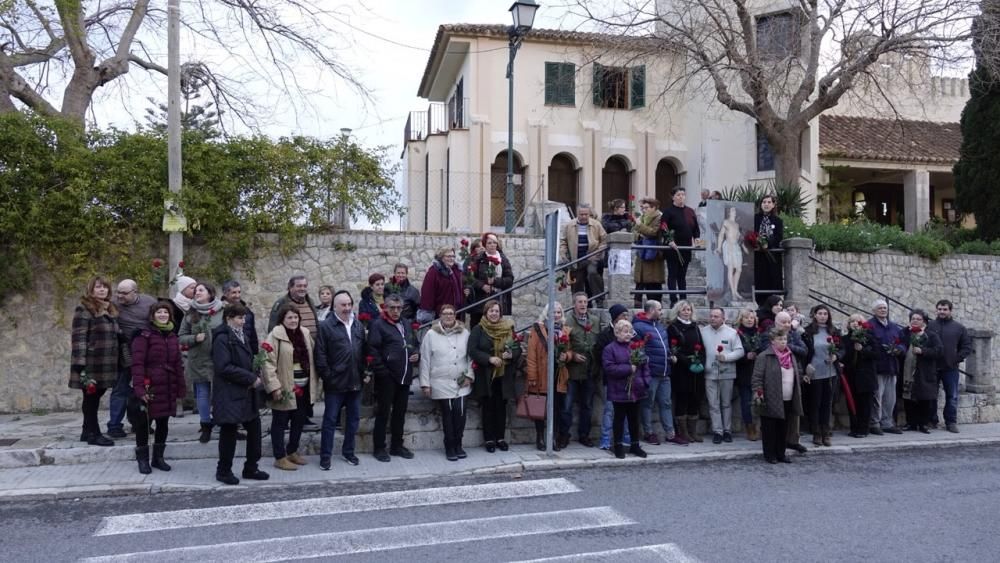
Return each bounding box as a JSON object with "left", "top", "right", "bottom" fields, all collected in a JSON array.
[
  {"left": 510, "top": 543, "right": 702, "bottom": 562},
  {"left": 80, "top": 506, "right": 634, "bottom": 563},
  {"left": 93, "top": 478, "right": 581, "bottom": 537}
]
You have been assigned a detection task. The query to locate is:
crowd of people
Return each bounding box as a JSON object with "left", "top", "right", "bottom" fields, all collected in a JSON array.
[{"left": 65, "top": 192, "right": 971, "bottom": 477}]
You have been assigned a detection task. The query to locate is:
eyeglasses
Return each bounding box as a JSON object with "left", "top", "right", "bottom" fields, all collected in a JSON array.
[
  {"left": 387, "top": 305, "right": 403, "bottom": 310},
  {"left": 440, "top": 311, "right": 456, "bottom": 316},
  {"left": 443, "top": 254, "right": 456, "bottom": 258}
]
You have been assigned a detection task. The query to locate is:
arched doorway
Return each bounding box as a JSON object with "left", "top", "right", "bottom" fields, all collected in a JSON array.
[
  {"left": 491, "top": 152, "right": 525, "bottom": 228},
  {"left": 548, "top": 153, "right": 578, "bottom": 212},
  {"left": 602, "top": 156, "right": 630, "bottom": 209},
  {"left": 655, "top": 159, "right": 678, "bottom": 207}
]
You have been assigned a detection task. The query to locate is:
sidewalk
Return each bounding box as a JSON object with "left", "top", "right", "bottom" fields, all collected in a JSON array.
[{"left": 2, "top": 409, "right": 999, "bottom": 501}]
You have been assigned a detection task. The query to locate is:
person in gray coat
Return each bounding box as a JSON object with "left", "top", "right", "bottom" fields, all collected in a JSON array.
[
  {"left": 210, "top": 303, "right": 269, "bottom": 485},
  {"left": 752, "top": 328, "right": 803, "bottom": 464}
]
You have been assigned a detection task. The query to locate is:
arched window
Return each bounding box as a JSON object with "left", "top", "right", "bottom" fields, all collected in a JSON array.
[
  {"left": 655, "top": 159, "right": 678, "bottom": 207},
  {"left": 548, "top": 153, "right": 578, "bottom": 211},
  {"left": 602, "top": 156, "right": 630, "bottom": 207},
  {"left": 491, "top": 152, "right": 525, "bottom": 228}
]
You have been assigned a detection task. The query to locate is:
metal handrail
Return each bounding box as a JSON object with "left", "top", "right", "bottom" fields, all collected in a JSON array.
[
  {"left": 809, "top": 288, "right": 869, "bottom": 317},
  {"left": 809, "top": 255, "right": 911, "bottom": 313}
]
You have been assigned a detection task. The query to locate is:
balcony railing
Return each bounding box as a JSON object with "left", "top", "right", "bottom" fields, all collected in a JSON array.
[{"left": 403, "top": 97, "right": 469, "bottom": 146}]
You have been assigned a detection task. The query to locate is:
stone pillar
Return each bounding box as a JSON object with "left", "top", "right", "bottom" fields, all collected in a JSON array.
[
  {"left": 781, "top": 237, "right": 813, "bottom": 309},
  {"left": 606, "top": 231, "right": 634, "bottom": 306},
  {"left": 964, "top": 328, "right": 996, "bottom": 395},
  {"left": 903, "top": 169, "right": 930, "bottom": 233}
]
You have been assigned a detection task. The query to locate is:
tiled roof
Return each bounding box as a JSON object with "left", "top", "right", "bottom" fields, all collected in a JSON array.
[
  {"left": 419, "top": 24, "right": 665, "bottom": 97},
  {"left": 818, "top": 114, "right": 962, "bottom": 165}
]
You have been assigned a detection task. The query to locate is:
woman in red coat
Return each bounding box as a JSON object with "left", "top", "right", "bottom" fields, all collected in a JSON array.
[
  {"left": 418, "top": 246, "right": 465, "bottom": 324},
  {"left": 130, "top": 301, "right": 186, "bottom": 474}
]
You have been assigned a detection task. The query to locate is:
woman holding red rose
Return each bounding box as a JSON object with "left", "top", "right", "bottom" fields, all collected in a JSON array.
[
  {"left": 262, "top": 304, "right": 315, "bottom": 471},
  {"left": 842, "top": 314, "right": 878, "bottom": 438},
  {"left": 70, "top": 276, "right": 127, "bottom": 447},
  {"left": 668, "top": 300, "right": 706, "bottom": 442},
  {"left": 469, "top": 233, "right": 515, "bottom": 327},
  {"left": 526, "top": 302, "right": 571, "bottom": 451},
  {"left": 469, "top": 300, "right": 520, "bottom": 453},
  {"left": 601, "top": 319, "right": 650, "bottom": 459},
  {"left": 803, "top": 305, "right": 842, "bottom": 446},
  {"left": 179, "top": 282, "right": 225, "bottom": 443},
  {"left": 129, "top": 301, "right": 186, "bottom": 473},
  {"left": 753, "top": 194, "right": 784, "bottom": 306},
  {"left": 901, "top": 309, "right": 943, "bottom": 433}
]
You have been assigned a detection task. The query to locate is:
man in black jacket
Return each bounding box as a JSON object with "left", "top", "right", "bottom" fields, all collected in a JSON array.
[
  {"left": 368, "top": 294, "right": 420, "bottom": 461},
  {"left": 927, "top": 299, "right": 973, "bottom": 433},
  {"left": 662, "top": 188, "right": 700, "bottom": 305},
  {"left": 315, "top": 290, "right": 368, "bottom": 470}
]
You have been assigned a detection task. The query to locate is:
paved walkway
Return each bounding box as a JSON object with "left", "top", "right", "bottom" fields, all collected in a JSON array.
[{"left": 2, "top": 410, "right": 998, "bottom": 501}]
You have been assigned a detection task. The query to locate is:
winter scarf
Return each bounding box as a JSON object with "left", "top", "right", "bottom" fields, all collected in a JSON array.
[
  {"left": 190, "top": 297, "right": 224, "bottom": 322},
  {"left": 774, "top": 345, "right": 793, "bottom": 369},
  {"left": 172, "top": 276, "right": 196, "bottom": 313},
  {"left": 479, "top": 315, "right": 515, "bottom": 379},
  {"left": 288, "top": 326, "right": 311, "bottom": 378},
  {"left": 432, "top": 319, "right": 466, "bottom": 335},
  {"left": 153, "top": 319, "right": 174, "bottom": 333}
]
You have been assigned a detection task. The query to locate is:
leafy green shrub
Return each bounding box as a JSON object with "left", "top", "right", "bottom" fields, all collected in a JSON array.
[
  {"left": 720, "top": 180, "right": 811, "bottom": 219},
  {"left": 782, "top": 216, "right": 953, "bottom": 260},
  {"left": 954, "top": 240, "right": 1000, "bottom": 255}
]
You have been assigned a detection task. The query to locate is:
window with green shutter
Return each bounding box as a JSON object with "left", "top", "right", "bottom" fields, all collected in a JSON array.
[
  {"left": 630, "top": 65, "right": 645, "bottom": 109},
  {"left": 593, "top": 62, "right": 645, "bottom": 110},
  {"left": 544, "top": 62, "right": 576, "bottom": 106}
]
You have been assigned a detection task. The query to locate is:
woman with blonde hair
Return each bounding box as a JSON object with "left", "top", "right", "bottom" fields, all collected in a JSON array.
[
  {"left": 70, "top": 276, "right": 126, "bottom": 447},
  {"left": 667, "top": 300, "right": 706, "bottom": 442},
  {"left": 843, "top": 313, "right": 877, "bottom": 438},
  {"left": 734, "top": 308, "right": 761, "bottom": 440},
  {"left": 601, "top": 319, "right": 650, "bottom": 459},
  {"left": 526, "top": 302, "right": 571, "bottom": 451}
]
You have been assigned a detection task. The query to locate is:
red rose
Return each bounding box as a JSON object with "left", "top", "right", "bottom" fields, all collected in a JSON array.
[
  {"left": 180, "top": 344, "right": 190, "bottom": 352},
  {"left": 827, "top": 336, "right": 833, "bottom": 343},
  {"left": 833, "top": 336, "right": 841, "bottom": 344},
  {"left": 583, "top": 324, "right": 592, "bottom": 333},
  {"left": 365, "top": 355, "right": 375, "bottom": 364},
  {"left": 261, "top": 342, "right": 274, "bottom": 353},
  {"left": 85, "top": 383, "right": 97, "bottom": 395},
  {"left": 660, "top": 221, "right": 668, "bottom": 231},
  {"left": 358, "top": 312, "right": 372, "bottom": 322},
  {"left": 178, "top": 260, "right": 185, "bottom": 268},
  {"left": 670, "top": 338, "right": 679, "bottom": 346},
  {"left": 694, "top": 343, "right": 703, "bottom": 351},
  {"left": 893, "top": 337, "right": 901, "bottom": 345},
  {"left": 207, "top": 308, "right": 216, "bottom": 316},
  {"left": 412, "top": 322, "right": 421, "bottom": 330},
  {"left": 293, "top": 386, "right": 304, "bottom": 397},
  {"left": 717, "top": 345, "right": 724, "bottom": 353},
  {"left": 151, "top": 258, "right": 163, "bottom": 269},
  {"left": 143, "top": 378, "right": 152, "bottom": 386},
  {"left": 490, "top": 256, "right": 501, "bottom": 265},
  {"left": 460, "top": 239, "right": 469, "bottom": 247},
  {"left": 629, "top": 341, "right": 641, "bottom": 350},
  {"left": 469, "top": 264, "right": 478, "bottom": 272},
  {"left": 628, "top": 194, "right": 636, "bottom": 201},
  {"left": 471, "top": 361, "right": 479, "bottom": 370}
]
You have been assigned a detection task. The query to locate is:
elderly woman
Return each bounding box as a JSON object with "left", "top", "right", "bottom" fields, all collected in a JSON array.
[
  {"left": 469, "top": 233, "right": 515, "bottom": 327},
  {"left": 752, "top": 328, "right": 803, "bottom": 464},
  {"left": 419, "top": 303, "right": 472, "bottom": 461},
  {"left": 901, "top": 309, "right": 943, "bottom": 434},
  {"left": 262, "top": 304, "right": 314, "bottom": 471},
  {"left": 179, "top": 282, "right": 225, "bottom": 444},
  {"left": 469, "top": 300, "right": 521, "bottom": 453},
  {"left": 632, "top": 197, "right": 665, "bottom": 308},
  {"left": 129, "top": 301, "right": 186, "bottom": 473},
  {"left": 211, "top": 303, "right": 269, "bottom": 485},
  {"left": 418, "top": 246, "right": 465, "bottom": 325},
  {"left": 802, "top": 305, "right": 842, "bottom": 447},
  {"left": 359, "top": 273, "right": 386, "bottom": 318},
  {"left": 602, "top": 319, "right": 650, "bottom": 459},
  {"left": 169, "top": 275, "right": 197, "bottom": 331},
  {"left": 70, "top": 276, "right": 127, "bottom": 447},
  {"left": 526, "top": 302, "right": 571, "bottom": 451},
  {"left": 843, "top": 314, "right": 877, "bottom": 438},
  {"left": 734, "top": 308, "right": 760, "bottom": 440},
  {"left": 668, "top": 300, "right": 706, "bottom": 443}
]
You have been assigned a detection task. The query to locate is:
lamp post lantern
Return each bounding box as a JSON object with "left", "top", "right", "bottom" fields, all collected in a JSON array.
[{"left": 504, "top": 0, "right": 539, "bottom": 233}]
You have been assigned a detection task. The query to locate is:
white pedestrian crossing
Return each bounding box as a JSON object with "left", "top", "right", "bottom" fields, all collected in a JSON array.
[
  {"left": 511, "top": 543, "right": 702, "bottom": 562},
  {"left": 94, "top": 477, "right": 581, "bottom": 536},
  {"left": 81, "top": 506, "right": 633, "bottom": 563}
]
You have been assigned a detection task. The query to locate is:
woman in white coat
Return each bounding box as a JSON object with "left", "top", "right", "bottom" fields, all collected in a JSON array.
[{"left": 419, "top": 303, "right": 472, "bottom": 461}]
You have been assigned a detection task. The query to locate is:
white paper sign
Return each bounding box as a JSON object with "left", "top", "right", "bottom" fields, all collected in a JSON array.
[{"left": 608, "top": 249, "right": 632, "bottom": 275}]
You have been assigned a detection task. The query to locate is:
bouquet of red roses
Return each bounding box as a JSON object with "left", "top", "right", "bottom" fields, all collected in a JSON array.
[{"left": 746, "top": 230, "right": 775, "bottom": 262}]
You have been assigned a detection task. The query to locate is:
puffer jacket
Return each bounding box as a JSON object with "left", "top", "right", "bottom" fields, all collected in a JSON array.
[
  {"left": 632, "top": 313, "right": 670, "bottom": 379},
  {"left": 419, "top": 320, "right": 472, "bottom": 400},
  {"left": 130, "top": 328, "right": 186, "bottom": 419},
  {"left": 210, "top": 323, "right": 261, "bottom": 425},
  {"left": 602, "top": 340, "right": 651, "bottom": 402}
]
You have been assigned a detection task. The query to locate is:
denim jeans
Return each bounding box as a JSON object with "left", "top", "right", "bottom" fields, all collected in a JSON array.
[
  {"left": 106, "top": 367, "right": 131, "bottom": 432},
  {"left": 738, "top": 380, "right": 753, "bottom": 425},
  {"left": 641, "top": 376, "right": 674, "bottom": 436},
  {"left": 194, "top": 381, "right": 212, "bottom": 425},
  {"left": 321, "top": 390, "right": 361, "bottom": 461},
  {"left": 562, "top": 379, "right": 594, "bottom": 441},
  {"left": 939, "top": 369, "right": 960, "bottom": 424},
  {"left": 600, "top": 397, "right": 630, "bottom": 448}
]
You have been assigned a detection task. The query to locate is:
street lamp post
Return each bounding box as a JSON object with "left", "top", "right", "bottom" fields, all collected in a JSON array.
[{"left": 504, "top": 0, "right": 539, "bottom": 233}]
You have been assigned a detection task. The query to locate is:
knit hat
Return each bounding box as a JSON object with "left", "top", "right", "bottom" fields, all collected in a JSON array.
[
  {"left": 175, "top": 276, "right": 196, "bottom": 293},
  {"left": 609, "top": 304, "right": 629, "bottom": 322},
  {"left": 171, "top": 276, "right": 197, "bottom": 312}
]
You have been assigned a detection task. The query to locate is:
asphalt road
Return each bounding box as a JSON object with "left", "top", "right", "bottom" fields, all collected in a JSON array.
[{"left": 2, "top": 445, "right": 998, "bottom": 562}]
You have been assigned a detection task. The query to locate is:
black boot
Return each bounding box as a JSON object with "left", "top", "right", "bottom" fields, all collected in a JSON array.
[
  {"left": 613, "top": 443, "right": 626, "bottom": 459},
  {"left": 629, "top": 443, "right": 648, "bottom": 458},
  {"left": 535, "top": 428, "right": 545, "bottom": 451},
  {"left": 135, "top": 446, "right": 151, "bottom": 475},
  {"left": 199, "top": 423, "right": 212, "bottom": 444},
  {"left": 151, "top": 443, "right": 171, "bottom": 471},
  {"left": 445, "top": 440, "right": 458, "bottom": 462}
]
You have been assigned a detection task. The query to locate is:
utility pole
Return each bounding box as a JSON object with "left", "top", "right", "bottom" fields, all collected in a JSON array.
[{"left": 166, "top": 0, "right": 184, "bottom": 289}]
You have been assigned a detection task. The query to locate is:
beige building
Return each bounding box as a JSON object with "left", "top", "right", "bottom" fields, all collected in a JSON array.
[{"left": 400, "top": 22, "right": 968, "bottom": 233}]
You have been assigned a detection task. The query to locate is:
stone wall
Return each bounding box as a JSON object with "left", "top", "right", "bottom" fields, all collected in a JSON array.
[{"left": 2, "top": 232, "right": 998, "bottom": 415}]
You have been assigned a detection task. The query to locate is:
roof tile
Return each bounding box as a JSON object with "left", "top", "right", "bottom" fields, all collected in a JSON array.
[{"left": 818, "top": 114, "right": 961, "bottom": 165}]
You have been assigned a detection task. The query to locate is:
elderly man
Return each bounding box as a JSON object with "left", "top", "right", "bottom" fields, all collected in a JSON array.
[
  {"left": 367, "top": 294, "right": 420, "bottom": 462},
  {"left": 559, "top": 203, "right": 608, "bottom": 306},
  {"left": 268, "top": 275, "right": 318, "bottom": 337},
  {"left": 868, "top": 299, "right": 906, "bottom": 435},
  {"left": 701, "top": 307, "right": 744, "bottom": 444},
  {"left": 315, "top": 290, "right": 367, "bottom": 470},
  {"left": 107, "top": 279, "right": 156, "bottom": 438}
]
